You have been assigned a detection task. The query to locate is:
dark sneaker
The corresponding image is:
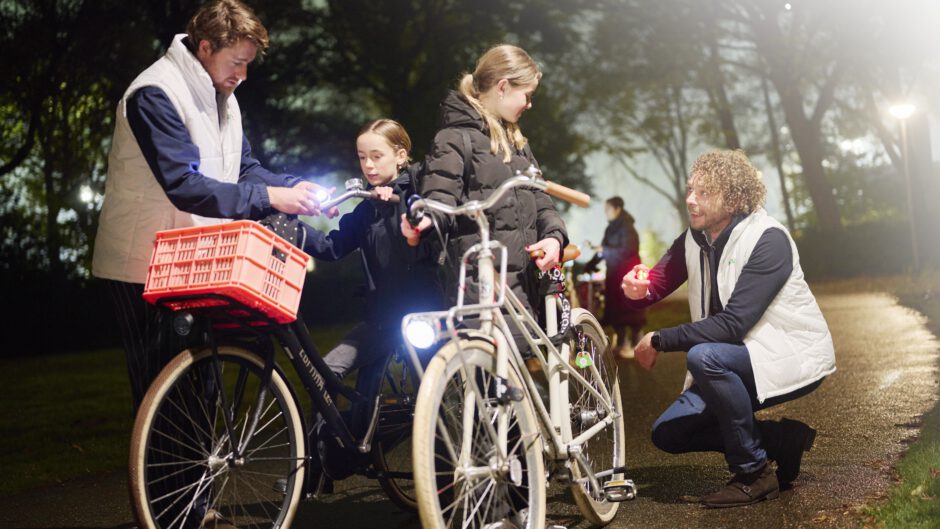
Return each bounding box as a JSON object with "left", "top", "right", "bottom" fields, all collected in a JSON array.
[
  {"left": 775, "top": 418, "right": 817, "bottom": 485},
  {"left": 700, "top": 461, "right": 780, "bottom": 508}
]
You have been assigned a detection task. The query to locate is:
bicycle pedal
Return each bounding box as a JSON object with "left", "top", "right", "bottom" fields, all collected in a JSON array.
[
  {"left": 603, "top": 479, "right": 637, "bottom": 502},
  {"left": 495, "top": 376, "right": 524, "bottom": 404}
]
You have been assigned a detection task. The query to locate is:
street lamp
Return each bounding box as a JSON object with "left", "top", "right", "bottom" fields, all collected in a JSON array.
[{"left": 888, "top": 102, "right": 919, "bottom": 272}]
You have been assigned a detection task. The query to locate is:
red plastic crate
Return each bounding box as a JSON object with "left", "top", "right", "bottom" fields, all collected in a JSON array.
[{"left": 143, "top": 220, "right": 309, "bottom": 323}]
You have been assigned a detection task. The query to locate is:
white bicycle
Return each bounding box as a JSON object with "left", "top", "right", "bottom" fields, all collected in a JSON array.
[{"left": 402, "top": 168, "right": 634, "bottom": 529}]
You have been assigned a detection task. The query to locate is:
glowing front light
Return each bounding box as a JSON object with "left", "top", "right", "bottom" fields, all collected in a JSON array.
[
  {"left": 405, "top": 319, "right": 437, "bottom": 349},
  {"left": 313, "top": 188, "right": 331, "bottom": 203}
]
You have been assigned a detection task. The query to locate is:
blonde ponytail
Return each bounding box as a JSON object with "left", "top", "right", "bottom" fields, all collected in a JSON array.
[{"left": 457, "top": 45, "right": 541, "bottom": 163}]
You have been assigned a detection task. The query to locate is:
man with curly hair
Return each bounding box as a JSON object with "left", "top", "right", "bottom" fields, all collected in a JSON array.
[{"left": 622, "top": 149, "right": 836, "bottom": 508}]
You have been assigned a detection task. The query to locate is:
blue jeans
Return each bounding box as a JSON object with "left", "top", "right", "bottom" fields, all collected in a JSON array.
[{"left": 651, "top": 342, "right": 823, "bottom": 474}]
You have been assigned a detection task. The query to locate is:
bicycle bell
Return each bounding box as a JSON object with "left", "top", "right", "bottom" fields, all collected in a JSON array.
[{"left": 345, "top": 178, "right": 364, "bottom": 191}]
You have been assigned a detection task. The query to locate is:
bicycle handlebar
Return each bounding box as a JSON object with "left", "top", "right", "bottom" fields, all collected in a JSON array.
[
  {"left": 318, "top": 187, "right": 401, "bottom": 210},
  {"left": 407, "top": 165, "right": 591, "bottom": 221},
  {"left": 544, "top": 181, "right": 590, "bottom": 208}
]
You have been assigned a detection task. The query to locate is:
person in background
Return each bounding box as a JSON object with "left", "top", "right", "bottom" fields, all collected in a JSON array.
[
  {"left": 584, "top": 196, "right": 646, "bottom": 355},
  {"left": 621, "top": 149, "right": 835, "bottom": 508}
]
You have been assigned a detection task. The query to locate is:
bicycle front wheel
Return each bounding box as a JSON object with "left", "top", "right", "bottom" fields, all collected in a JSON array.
[
  {"left": 129, "top": 345, "right": 306, "bottom": 529},
  {"left": 566, "top": 310, "right": 626, "bottom": 526},
  {"left": 412, "top": 338, "right": 546, "bottom": 529}
]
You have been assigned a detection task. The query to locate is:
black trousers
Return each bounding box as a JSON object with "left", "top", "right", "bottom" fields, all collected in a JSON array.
[
  {"left": 105, "top": 279, "right": 206, "bottom": 526},
  {"left": 104, "top": 279, "right": 196, "bottom": 410}
]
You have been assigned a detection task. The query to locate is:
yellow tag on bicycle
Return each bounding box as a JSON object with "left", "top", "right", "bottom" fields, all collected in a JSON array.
[{"left": 575, "top": 351, "right": 593, "bottom": 368}]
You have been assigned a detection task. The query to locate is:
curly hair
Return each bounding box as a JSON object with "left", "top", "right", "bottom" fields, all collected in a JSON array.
[{"left": 690, "top": 149, "right": 766, "bottom": 216}]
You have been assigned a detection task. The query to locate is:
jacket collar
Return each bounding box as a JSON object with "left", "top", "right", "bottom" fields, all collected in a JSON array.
[
  {"left": 165, "top": 33, "right": 225, "bottom": 112},
  {"left": 690, "top": 208, "right": 768, "bottom": 253}
]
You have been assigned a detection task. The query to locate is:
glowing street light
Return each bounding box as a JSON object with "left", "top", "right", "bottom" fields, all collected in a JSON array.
[
  {"left": 889, "top": 103, "right": 916, "bottom": 120},
  {"left": 889, "top": 102, "right": 919, "bottom": 272}
]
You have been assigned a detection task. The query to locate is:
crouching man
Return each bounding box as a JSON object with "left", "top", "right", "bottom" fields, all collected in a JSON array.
[{"left": 621, "top": 149, "right": 836, "bottom": 508}]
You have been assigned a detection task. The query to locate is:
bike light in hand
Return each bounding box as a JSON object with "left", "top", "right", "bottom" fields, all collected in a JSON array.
[
  {"left": 636, "top": 269, "right": 649, "bottom": 281},
  {"left": 405, "top": 319, "right": 438, "bottom": 349},
  {"left": 313, "top": 187, "right": 331, "bottom": 203}
]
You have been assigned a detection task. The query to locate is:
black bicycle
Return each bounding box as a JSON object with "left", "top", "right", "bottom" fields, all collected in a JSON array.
[{"left": 129, "top": 180, "right": 420, "bottom": 529}]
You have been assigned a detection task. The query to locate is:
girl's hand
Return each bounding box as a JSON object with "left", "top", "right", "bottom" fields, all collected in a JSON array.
[
  {"left": 526, "top": 238, "right": 561, "bottom": 271},
  {"left": 374, "top": 186, "right": 395, "bottom": 202},
  {"left": 400, "top": 213, "right": 432, "bottom": 247},
  {"left": 621, "top": 264, "right": 651, "bottom": 300}
]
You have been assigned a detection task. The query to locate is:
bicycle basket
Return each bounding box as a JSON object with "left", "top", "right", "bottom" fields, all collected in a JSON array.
[{"left": 143, "top": 220, "right": 309, "bottom": 323}]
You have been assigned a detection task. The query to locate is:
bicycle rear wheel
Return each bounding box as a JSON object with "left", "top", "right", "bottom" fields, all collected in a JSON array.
[
  {"left": 129, "top": 345, "right": 306, "bottom": 529},
  {"left": 412, "top": 339, "right": 546, "bottom": 529},
  {"left": 372, "top": 349, "right": 419, "bottom": 511},
  {"left": 566, "top": 310, "right": 626, "bottom": 526}
]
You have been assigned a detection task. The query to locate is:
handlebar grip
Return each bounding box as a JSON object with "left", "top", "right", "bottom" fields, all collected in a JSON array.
[
  {"left": 544, "top": 181, "right": 590, "bottom": 208},
  {"left": 368, "top": 190, "right": 401, "bottom": 203}
]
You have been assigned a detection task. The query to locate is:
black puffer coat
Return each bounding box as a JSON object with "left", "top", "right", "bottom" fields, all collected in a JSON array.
[{"left": 419, "top": 91, "right": 569, "bottom": 310}]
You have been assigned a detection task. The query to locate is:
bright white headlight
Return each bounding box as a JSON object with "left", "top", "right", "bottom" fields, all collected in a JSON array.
[
  {"left": 405, "top": 319, "right": 438, "bottom": 349},
  {"left": 313, "top": 188, "right": 331, "bottom": 203}
]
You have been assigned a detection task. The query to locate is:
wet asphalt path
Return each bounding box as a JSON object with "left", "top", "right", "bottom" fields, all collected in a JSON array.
[{"left": 1, "top": 291, "right": 938, "bottom": 529}]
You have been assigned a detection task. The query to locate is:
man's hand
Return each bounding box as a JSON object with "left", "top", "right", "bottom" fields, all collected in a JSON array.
[
  {"left": 633, "top": 331, "right": 658, "bottom": 369},
  {"left": 267, "top": 186, "right": 321, "bottom": 216},
  {"left": 373, "top": 186, "right": 395, "bottom": 202},
  {"left": 293, "top": 181, "right": 339, "bottom": 218},
  {"left": 621, "top": 264, "right": 651, "bottom": 300},
  {"left": 527, "top": 237, "right": 561, "bottom": 271},
  {"left": 401, "top": 213, "right": 432, "bottom": 247}
]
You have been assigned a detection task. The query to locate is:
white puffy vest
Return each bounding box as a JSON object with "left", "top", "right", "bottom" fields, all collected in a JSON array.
[
  {"left": 683, "top": 208, "right": 836, "bottom": 402},
  {"left": 92, "top": 34, "right": 242, "bottom": 284}
]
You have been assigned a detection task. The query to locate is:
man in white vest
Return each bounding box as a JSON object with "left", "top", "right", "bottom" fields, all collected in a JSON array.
[
  {"left": 621, "top": 149, "right": 836, "bottom": 508},
  {"left": 93, "top": 0, "right": 327, "bottom": 410},
  {"left": 92, "top": 1, "right": 332, "bottom": 524}
]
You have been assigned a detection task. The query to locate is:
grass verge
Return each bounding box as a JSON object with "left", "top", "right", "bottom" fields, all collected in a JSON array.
[
  {"left": 0, "top": 323, "right": 353, "bottom": 496},
  {"left": 864, "top": 272, "right": 940, "bottom": 529}
]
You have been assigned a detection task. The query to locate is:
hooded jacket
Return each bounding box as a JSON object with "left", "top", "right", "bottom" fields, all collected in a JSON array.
[
  {"left": 419, "top": 91, "right": 569, "bottom": 308},
  {"left": 300, "top": 170, "right": 442, "bottom": 328}
]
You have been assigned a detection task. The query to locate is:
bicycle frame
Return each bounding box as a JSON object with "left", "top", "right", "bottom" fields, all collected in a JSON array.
[{"left": 401, "top": 170, "right": 619, "bottom": 478}]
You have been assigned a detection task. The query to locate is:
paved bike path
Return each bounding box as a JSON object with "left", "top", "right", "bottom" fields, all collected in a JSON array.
[{"left": 1, "top": 291, "right": 937, "bottom": 529}]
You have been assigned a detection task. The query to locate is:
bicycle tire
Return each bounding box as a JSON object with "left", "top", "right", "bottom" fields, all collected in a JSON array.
[
  {"left": 565, "top": 310, "right": 626, "bottom": 526},
  {"left": 129, "top": 345, "right": 306, "bottom": 529},
  {"left": 412, "top": 338, "right": 546, "bottom": 529},
  {"left": 372, "top": 349, "right": 419, "bottom": 511}
]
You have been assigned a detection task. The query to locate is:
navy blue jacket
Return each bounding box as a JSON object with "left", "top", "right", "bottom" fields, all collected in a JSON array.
[
  {"left": 300, "top": 170, "right": 443, "bottom": 328},
  {"left": 629, "top": 216, "right": 793, "bottom": 352},
  {"left": 126, "top": 86, "right": 300, "bottom": 219}
]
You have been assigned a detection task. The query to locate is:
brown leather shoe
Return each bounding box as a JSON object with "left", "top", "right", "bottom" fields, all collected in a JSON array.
[{"left": 700, "top": 461, "right": 780, "bottom": 508}]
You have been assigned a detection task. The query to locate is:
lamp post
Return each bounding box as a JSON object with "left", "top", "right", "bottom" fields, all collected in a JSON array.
[{"left": 889, "top": 103, "right": 919, "bottom": 272}]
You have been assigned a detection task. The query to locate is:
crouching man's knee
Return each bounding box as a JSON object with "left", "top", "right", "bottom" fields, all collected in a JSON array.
[
  {"left": 686, "top": 342, "right": 723, "bottom": 378},
  {"left": 651, "top": 420, "right": 688, "bottom": 454}
]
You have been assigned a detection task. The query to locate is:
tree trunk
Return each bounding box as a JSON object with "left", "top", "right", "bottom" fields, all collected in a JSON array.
[
  {"left": 704, "top": 42, "right": 741, "bottom": 150},
  {"left": 772, "top": 84, "right": 842, "bottom": 232},
  {"left": 760, "top": 77, "right": 796, "bottom": 231},
  {"left": 42, "top": 161, "right": 64, "bottom": 278}
]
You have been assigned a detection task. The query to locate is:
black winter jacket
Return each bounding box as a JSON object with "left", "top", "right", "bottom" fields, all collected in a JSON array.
[
  {"left": 419, "top": 91, "right": 569, "bottom": 309},
  {"left": 301, "top": 170, "right": 442, "bottom": 328}
]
